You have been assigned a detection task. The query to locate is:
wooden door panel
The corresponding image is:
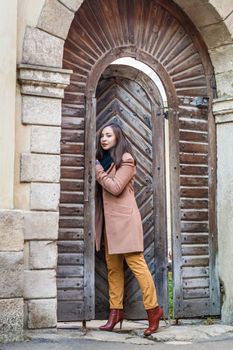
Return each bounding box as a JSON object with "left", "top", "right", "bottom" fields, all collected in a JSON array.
[{"left": 95, "top": 68, "right": 167, "bottom": 320}]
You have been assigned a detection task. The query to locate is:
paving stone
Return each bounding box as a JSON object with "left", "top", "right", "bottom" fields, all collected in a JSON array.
[
  {"left": 25, "top": 323, "right": 233, "bottom": 345},
  {"left": 148, "top": 324, "right": 233, "bottom": 343}
]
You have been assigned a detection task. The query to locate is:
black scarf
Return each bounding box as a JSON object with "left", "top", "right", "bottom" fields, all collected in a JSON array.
[{"left": 99, "top": 151, "right": 113, "bottom": 171}]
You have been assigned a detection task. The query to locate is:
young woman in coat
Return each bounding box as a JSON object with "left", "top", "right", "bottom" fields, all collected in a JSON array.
[{"left": 95, "top": 122, "right": 163, "bottom": 336}]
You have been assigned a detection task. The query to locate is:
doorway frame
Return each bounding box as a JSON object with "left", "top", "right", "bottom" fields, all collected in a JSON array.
[
  {"left": 83, "top": 48, "right": 180, "bottom": 319},
  {"left": 94, "top": 63, "right": 170, "bottom": 318}
]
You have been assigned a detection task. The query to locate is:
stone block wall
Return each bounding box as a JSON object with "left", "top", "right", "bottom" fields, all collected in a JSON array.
[
  {"left": 23, "top": 212, "right": 58, "bottom": 328},
  {"left": 17, "top": 64, "right": 71, "bottom": 329},
  {"left": 0, "top": 210, "right": 24, "bottom": 342}
]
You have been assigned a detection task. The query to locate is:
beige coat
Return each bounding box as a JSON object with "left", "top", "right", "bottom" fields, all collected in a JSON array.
[{"left": 95, "top": 152, "right": 144, "bottom": 254}]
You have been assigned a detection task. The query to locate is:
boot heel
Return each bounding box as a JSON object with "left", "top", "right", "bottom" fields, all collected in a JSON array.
[{"left": 119, "top": 320, "right": 123, "bottom": 329}]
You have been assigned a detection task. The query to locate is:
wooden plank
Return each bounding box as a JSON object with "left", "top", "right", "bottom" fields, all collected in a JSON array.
[
  {"left": 181, "top": 210, "right": 208, "bottom": 221},
  {"left": 152, "top": 106, "right": 169, "bottom": 315},
  {"left": 181, "top": 233, "right": 209, "bottom": 244},
  {"left": 62, "top": 106, "right": 85, "bottom": 118},
  {"left": 59, "top": 217, "right": 84, "bottom": 228},
  {"left": 181, "top": 222, "right": 208, "bottom": 233},
  {"left": 57, "top": 265, "right": 84, "bottom": 277},
  {"left": 182, "top": 266, "right": 209, "bottom": 278},
  {"left": 58, "top": 229, "right": 84, "bottom": 240},
  {"left": 61, "top": 143, "right": 84, "bottom": 154},
  {"left": 183, "top": 288, "right": 210, "bottom": 299},
  {"left": 180, "top": 165, "right": 208, "bottom": 176},
  {"left": 61, "top": 167, "right": 84, "bottom": 179},
  {"left": 177, "top": 107, "right": 208, "bottom": 120},
  {"left": 59, "top": 204, "right": 84, "bottom": 216},
  {"left": 57, "top": 289, "right": 84, "bottom": 301},
  {"left": 180, "top": 188, "right": 208, "bottom": 198},
  {"left": 176, "top": 87, "right": 207, "bottom": 97},
  {"left": 183, "top": 277, "right": 209, "bottom": 288},
  {"left": 182, "top": 256, "right": 209, "bottom": 266},
  {"left": 180, "top": 199, "right": 208, "bottom": 209},
  {"left": 60, "top": 180, "right": 84, "bottom": 192},
  {"left": 57, "top": 301, "right": 84, "bottom": 321},
  {"left": 61, "top": 156, "right": 84, "bottom": 167},
  {"left": 181, "top": 245, "right": 209, "bottom": 256},
  {"left": 169, "top": 108, "right": 184, "bottom": 318},
  {"left": 179, "top": 142, "right": 208, "bottom": 154},
  {"left": 180, "top": 176, "right": 208, "bottom": 187},
  {"left": 182, "top": 299, "right": 210, "bottom": 317},
  {"left": 179, "top": 119, "right": 208, "bottom": 132},
  {"left": 57, "top": 277, "right": 84, "bottom": 289},
  {"left": 180, "top": 131, "right": 208, "bottom": 143},
  {"left": 60, "top": 192, "right": 84, "bottom": 203},
  {"left": 180, "top": 154, "right": 208, "bottom": 164},
  {"left": 61, "top": 130, "right": 84, "bottom": 142},
  {"left": 58, "top": 253, "right": 84, "bottom": 265},
  {"left": 57, "top": 240, "right": 84, "bottom": 253},
  {"left": 83, "top": 96, "right": 96, "bottom": 320},
  {"left": 174, "top": 76, "right": 206, "bottom": 89},
  {"left": 62, "top": 117, "right": 84, "bottom": 130},
  {"left": 167, "top": 50, "right": 201, "bottom": 76}
]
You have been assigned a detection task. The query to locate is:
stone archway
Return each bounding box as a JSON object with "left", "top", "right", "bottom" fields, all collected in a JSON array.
[{"left": 18, "top": 0, "right": 233, "bottom": 328}]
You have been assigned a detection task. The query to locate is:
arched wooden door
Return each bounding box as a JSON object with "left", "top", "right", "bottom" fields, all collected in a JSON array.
[
  {"left": 57, "top": 0, "right": 220, "bottom": 321},
  {"left": 95, "top": 65, "right": 167, "bottom": 319}
]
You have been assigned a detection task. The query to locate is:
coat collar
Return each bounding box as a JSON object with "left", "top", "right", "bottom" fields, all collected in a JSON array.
[{"left": 106, "top": 162, "right": 115, "bottom": 174}]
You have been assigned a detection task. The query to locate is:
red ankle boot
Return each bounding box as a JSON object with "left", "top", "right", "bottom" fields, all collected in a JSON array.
[
  {"left": 144, "top": 306, "right": 163, "bottom": 336},
  {"left": 99, "top": 309, "right": 124, "bottom": 331}
]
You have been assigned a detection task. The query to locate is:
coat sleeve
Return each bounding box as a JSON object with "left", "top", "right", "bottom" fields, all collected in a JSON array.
[{"left": 95, "top": 155, "right": 135, "bottom": 196}]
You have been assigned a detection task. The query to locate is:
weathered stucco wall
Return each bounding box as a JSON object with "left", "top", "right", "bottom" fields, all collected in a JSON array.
[
  {"left": 217, "top": 121, "right": 233, "bottom": 323},
  {"left": 0, "top": 1, "right": 17, "bottom": 209},
  {"left": 0, "top": 0, "right": 25, "bottom": 343}
]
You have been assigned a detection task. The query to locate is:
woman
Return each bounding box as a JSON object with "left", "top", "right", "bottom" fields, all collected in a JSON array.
[{"left": 95, "top": 122, "right": 163, "bottom": 336}]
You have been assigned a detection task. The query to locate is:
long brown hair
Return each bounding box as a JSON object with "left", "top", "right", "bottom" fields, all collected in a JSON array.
[{"left": 96, "top": 122, "right": 136, "bottom": 169}]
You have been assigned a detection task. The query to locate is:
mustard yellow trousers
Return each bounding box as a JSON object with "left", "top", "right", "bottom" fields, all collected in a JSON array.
[{"left": 104, "top": 235, "right": 158, "bottom": 310}]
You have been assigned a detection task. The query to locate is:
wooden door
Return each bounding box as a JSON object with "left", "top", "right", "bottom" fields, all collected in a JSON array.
[
  {"left": 171, "top": 97, "right": 220, "bottom": 318},
  {"left": 95, "top": 65, "right": 168, "bottom": 319},
  {"left": 59, "top": 0, "right": 220, "bottom": 322}
]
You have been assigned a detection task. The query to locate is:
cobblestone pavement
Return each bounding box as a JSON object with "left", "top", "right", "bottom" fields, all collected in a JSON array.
[{"left": 1, "top": 320, "right": 233, "bottom": 350}]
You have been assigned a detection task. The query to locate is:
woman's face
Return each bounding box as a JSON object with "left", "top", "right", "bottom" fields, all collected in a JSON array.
[{"left": 100, "top": 126, "right": 117, "bottom": 150}]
